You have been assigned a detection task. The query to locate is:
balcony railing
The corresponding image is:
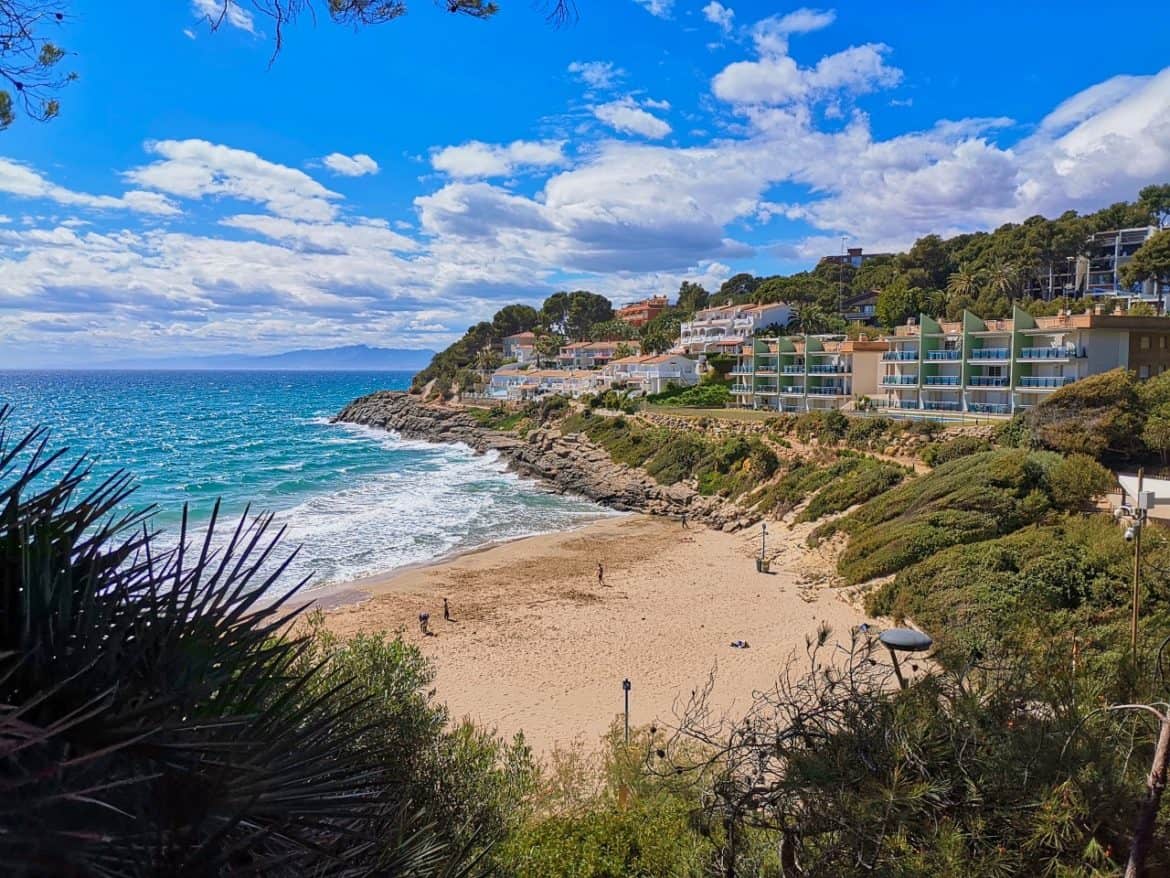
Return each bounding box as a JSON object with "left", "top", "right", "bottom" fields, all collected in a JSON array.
[
  {"left": 1018, "top": 376, "right": 1075, "bottom": 388},
  {"left": 808, "top": 365, "right": 849, "bottom": 374},
  {"left": 970, "top": 348, "right": 1010, "bottom": 359},
  {"left": 969, "top": 403, "right": 1011, "bottom": 414},
  {"left": 926, "top": 350, "right": 961, "bottom": 360},
  {"left": 1018, "top": 346, "right": 1077, "bottom": 359},
  {"left": 882, "top": 351, "right": 919, "bottom": 361},
  {"left": 755, "top": 385, "right": 779, "bottom": 394},
  {"left": 807, "top": 386, "right": 847, "bottom": 396},
  {"left": 876, "top": 400, "right": 922, "bottom": 410},
  {"left": 968, "top": 376, "right": 1009, "bottom": 388},
  {"left": 780, "top": 385, "right": 805, "bottom": 394},
  {"left": 881, "top": 376, "right": 918, "bottom": 386},
  {"left": 781, "top": 366, "right": 804, "bottom": 374},
  {"left": 731, "top": 384, "right": 754, "bottom": 394},
  {"left": 923, "top": 401, "right": 962, "bottom": 411},
  {"left": 924, "top": 376, "right": 961, "bottom": 386}
]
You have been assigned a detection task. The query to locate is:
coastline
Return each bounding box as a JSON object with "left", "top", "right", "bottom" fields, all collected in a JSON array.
[{"left": 313, "top": 512, "right": 871, "bottom": 755}]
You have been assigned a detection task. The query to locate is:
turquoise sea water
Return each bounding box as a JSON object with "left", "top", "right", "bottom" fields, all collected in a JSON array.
[{"left": 0, "top": 371, "right": 613, "bottom": 593}]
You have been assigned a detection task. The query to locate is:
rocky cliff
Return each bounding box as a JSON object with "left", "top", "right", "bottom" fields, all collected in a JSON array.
[{"left": 333, "top": 392, "right": 753, "bottom": 530}]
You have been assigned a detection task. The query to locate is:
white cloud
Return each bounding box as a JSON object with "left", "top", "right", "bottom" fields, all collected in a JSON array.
[
  {"left": 321, "top": 152, "right": 380, "bottom": 177},
  {"left": 592, "top": 98, "right": 672, "bottom": 139},
  {"left": 643, "top": 97, "right": 671, "bottom": 110},
  {"left": 702, "top": 2, "right": 735, "bottom": 33},
  {"left": 568, "top": 61, "right": 624, "bottom": 90},
  {"left": 712, "top": 11, "right": 901, "bottom": 107},
  {"left": 190, "top": 0, "right": 256, "bottom": 34},
  {"left": 220, "top": 214, "right": 418, "bottom": 253},
  {"left": 124, "top": 139, "right": 341, "bottom": 221},
  {"left": 430, "top": 140, "right": 566, "bottom": 178},
  {"left": 0, "top": 158, "right": 180, "bottom": 216},
  {"left": 183, "top": 28, "right": 197, "bottom": 40},
  {"left": 632, "top": 0, "right": 674, "bottom": 17}
]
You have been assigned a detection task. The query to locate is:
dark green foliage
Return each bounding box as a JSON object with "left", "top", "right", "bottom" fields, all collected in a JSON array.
[
  {"left": 1121, "top": 228, "right": 1170, "bottom": 288},
  {"left": 793, "top": 408, "right": 849, "bottom": 443},
  {"left": 540, "top": 291, "right": 614, "bottom": 340},
  {"left": 1047, "top": 453, "right": 1115, "bottom": 511},
  {"left": 585, "top": 389, "right": 638, "bottom": 414},
  {"left": 646, "top": 382, "right": 730, "bottom": 408},
  {"left": 0, "top": 409, "right": 489, "bottom": 875},
  {"left": 920, "top": 434, "right": 992, "bottom": 466},
  {"left": 831, "top": 449, "right": 1066, "bottom": 583},
  {"left": 1027, "top": 368, "right": 1145, "bottom": 458},
  {"left": 466, "top": 404, "right": 529, "bottom": 432},
  {"left": 491, "top": 304, "right": 539, "bottom": 338},
  {"left": 585, "top": 318, "right": 639, "bottom": 341},
  {"left": 795, "top": 458, "right": 908, "bottom": 522}
]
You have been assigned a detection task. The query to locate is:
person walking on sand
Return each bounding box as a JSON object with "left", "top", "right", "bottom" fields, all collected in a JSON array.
[
  {"left": 418, "top": 612, "right": 430, "bottom": 636},
  {"left": 597, "top": 561, "right": 605, "bottom": 588},
  {"left": 443, "top": 598, "right": 451, "bottom": 622},
  {"left": 681, "top": 512, "right": 689, "bottom": 530}
]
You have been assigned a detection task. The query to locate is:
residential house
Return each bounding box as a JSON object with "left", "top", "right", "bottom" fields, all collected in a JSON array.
[
  {"left": 502, "top": 331, "right": 537, "bottom": 364},
  {"left": 490, "top": 366, "right": 606, "bottom": 401},
  {"left": 841, "top": 291, "right": 879, "bottom": 325},
  {"left": 557, "top": 340, "right": 641, "bottom": 369},
  {"left": 676, "top": 302, "right": 795, "bottom": 355},
  {"left": 604, "top": 354, "right": 700, "bottom": 395},
  {"left": 616, "top": 295, "right": 669, "bottom": 328},
  {"left": 1085, "top": 226, "right": 1167, "bottom": 308},
  {"left": 822, "top": 246, "right": 893, "bottom": 268}
]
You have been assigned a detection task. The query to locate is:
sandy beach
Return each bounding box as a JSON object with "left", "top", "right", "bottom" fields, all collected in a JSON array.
[{"left": 314, "top": 514, "right": 870, "bottom": 755}]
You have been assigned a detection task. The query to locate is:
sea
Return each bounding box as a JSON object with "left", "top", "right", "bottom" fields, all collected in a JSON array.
[{"left": 0, "top": 371, "right": 615, "bottom": 595}]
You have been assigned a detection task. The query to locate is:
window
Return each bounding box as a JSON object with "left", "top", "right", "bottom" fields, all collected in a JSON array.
[
  {"left": 1140, "top": 365, "right": 1151, "bottom": 379},
  {"left": 1141, "top": 336, "right": 1152, "bottom": 350}
]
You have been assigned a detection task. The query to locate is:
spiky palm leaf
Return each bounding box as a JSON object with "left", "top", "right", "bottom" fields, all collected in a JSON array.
[{"left": 0, "top": 405, "right": 482, "bottom": 876}]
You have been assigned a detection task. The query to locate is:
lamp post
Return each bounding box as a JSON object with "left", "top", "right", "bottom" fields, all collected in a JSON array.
[
  {"left": 878, "top": 628, "right": 934, "bottom": 689},
  {"left": 622, "top": 678, "right": 631, "bottom": 745},
  {"left": 760, "top": 522, "right": 767, "bottom": 561}
]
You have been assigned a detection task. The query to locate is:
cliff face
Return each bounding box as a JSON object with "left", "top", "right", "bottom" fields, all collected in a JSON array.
[{"left": 333, "top": 392, "right": 754, "bottom": 530}]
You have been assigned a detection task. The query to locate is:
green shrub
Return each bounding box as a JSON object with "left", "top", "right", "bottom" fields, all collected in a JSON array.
[
  {"left": 647, "top": 383, "right": 731, "bottom": 407},
  {"left": 920, "top": 434, "right": 992, "bottom": 466},
  {"left": 1046, "top": 453, "right": 1116, "bottom": 511},
  {"left": 1027, "top": 368, "right": 1145, "bottom": 459},
  {"left": 795, "top": 459, "right": 909, "bottom": 522}
]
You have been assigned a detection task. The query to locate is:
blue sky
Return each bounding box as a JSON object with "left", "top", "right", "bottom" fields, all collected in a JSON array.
[{"left": 2, "top": 0, "right": 1170, "bottom": 365}]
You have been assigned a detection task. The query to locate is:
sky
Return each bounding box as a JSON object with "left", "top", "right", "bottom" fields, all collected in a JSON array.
[{"left": 2, "top": 0, "right": 1170, "bottom": 366}]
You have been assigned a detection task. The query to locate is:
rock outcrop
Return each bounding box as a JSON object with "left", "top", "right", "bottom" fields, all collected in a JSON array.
[{"left": 334, "top": 392, "right": 752, "bottom": 529}]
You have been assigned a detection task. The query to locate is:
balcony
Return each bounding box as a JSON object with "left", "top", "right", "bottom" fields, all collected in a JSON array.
[
  {"left": 755, "top": 369, "right": 778, "bottom": 377},
  {"left": 1017, "top": 346, "right": 1077, "bottom": 360},
  {"left": 781, "top": 366, "right": 805, "bottom": 374},
  {"left": 1018, "top": 376, "right": 1075, "bottom": 389},
  {"left": 755, "top": 385, "right": 779, "bottom": 394},
  {"left": 923, "top": 401, "right": 962, "bottom": 412},
  {"left": 729, "top": 369, "right": 753, "bottom": 377},
  {"left": 808, "top": 364, "right": 849, "bottom": 374},
  {"left": 731, "top": 384, "right": 754, "bottom": 394},
  {"left": 807, "top": 386, "right": 847, "bottom": 396},
  {"left": 968, "top": 376, "right": 1009, "bottom": 388},
  {"left": 881, "top": 376, "right": 918, "bottom": 386},
  {"left": 923, "top": 376, "right": 961, "bottom": 386},
  {"left": 970, "top": 348, "right": 1010, "bottom": 360},
  {"left": 779, "top": 385, "right": 805, "bottom": 395},
  {"left": 882, "top": 350, "right": 919, "bottom": 361},
  {"left": 969, "top": 403, "right": 1011, "bottom": 415},
  {"left": 926, "top": 350, "right": 961, "bottom": 361}
]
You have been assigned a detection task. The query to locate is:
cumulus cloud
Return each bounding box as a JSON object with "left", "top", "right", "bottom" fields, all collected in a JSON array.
[
  {"left": 568, "top": 60, "right": 624, "bottom": 90},
  {"left": 124, "top": 139, "right": 342, "bottom": 222},
  {"left": 190, "top": 0, "right": 255, "bottom": 34},
  {"left": 0, "top": 158, "right": 180, "bottom": 215},
  {"left": 592, "top": 98, "right": 672, "bottom": 139},
  {"left": 702, "top": 1, "right": 735, "bottom": 33},
  {"left": 321, "top": 152, "right": 379, "bottom": 177},
  {"left": 712, "top": 11, "right": 901, "bottom": 107},
  {"left": 430, "top": 140, "right": 566, "bottom": 178}
]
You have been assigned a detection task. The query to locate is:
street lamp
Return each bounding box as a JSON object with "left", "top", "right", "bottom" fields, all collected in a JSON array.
[
  {"left": 1116, "top": 470, "right": 1155, "bottom": 651},
  {"left": 622, "top": 678, "right": 631, "bottom": 745},
  {"left": 878, "top": 628, "right": 934, "bottom": 689}
]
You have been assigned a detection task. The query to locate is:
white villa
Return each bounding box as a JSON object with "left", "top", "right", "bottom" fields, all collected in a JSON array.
[
  {"left": 488, "top": 366, "right": 606, "bottom": 401},
  {"left": 502, "top": 331, "right": 537, "bottom": 364},
  {"left": 604, "top": 354, "right": 700, "bottom": 395},
  {"left": 676, "top": 302, "right": 795, "bottom": 355},
  {"left": 557, "top": 340, "right": 640, "bottom": 369}
]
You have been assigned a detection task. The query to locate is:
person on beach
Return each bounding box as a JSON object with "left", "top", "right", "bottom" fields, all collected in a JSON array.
[
  {"left": 597, "top": 561, "right": 605, "bottom": 587},
  {"left": 418, "top": 612, "right": 430, "bottom": 635},
  {"left": 681, "top": 512, "right": 688, "bottom": 530},
  {"left": 443, "top": 598, "right": 451, "bottom": 622}
]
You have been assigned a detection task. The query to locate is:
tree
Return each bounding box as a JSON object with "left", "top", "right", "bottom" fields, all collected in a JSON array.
[
  {"left": 717, "top": 272, "right": 760, "bottom": 303},
  {"left": 1121, "top": 230, "right": 1170, "bottom": 290},
  {"left": 676, "top": 281, "right": 709, "bottom": 313},
  {"left": 987, "top": 259, "right": 1021, "bottom": 297},
  {"left": 491, "top": 304, "right": 539, "bottom": 338},
  {"left": 613, "top": 342, "right": 635, "bottom": 360},
  {"left": 1138, "top": 183, "right": 1170, "bottom": 229},
  {"left": 875, "top": 278, "right": 927, "bottom": 329},
  {"left": 540, "top": 291, "right": 613, "bottom": 339},
  {"left": 946, "top": 266, "right": 981, "bottom": 301},
  {"left": 1143, "top": 403, "right": 1170, "bottom": 465},
  {"left": 587, "top": 318, "right": 638, "bottom": 341},
  {"left": 533, "top": 330, "right": 562, "bottom": 367},
  {"left": 0, "top": 408, "right": 490, "bottom": 874}
]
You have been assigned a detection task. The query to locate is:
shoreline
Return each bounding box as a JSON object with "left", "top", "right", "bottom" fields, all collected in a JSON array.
[{"left": 313, "top": 513, "right": 872, "bottom": 755}]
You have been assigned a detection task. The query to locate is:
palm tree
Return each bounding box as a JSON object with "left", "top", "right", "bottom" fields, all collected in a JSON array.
[
  {"left": 987, "top": 260, "right": 1021, "bottom": 297},
  {"left": 0, "top": 407, "right": 481, "bottom": 876},
  {"left": 946, "top": 266, "right": 981, "bottom": 300}
]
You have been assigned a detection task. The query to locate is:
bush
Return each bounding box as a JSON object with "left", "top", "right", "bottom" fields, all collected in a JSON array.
[
  {"left": 1027, "top": 368, "right": 1145, "bottom": 459},
  {"left": 1046, "top": 453, "right": 1115, "bottom": 511},
  {"left": 647, "top": 383, "right": 731, "bottom": 408},
  {"left": 920, "top": 435, "right": 992, "bottom": 467},
  {"left": 794, "top": 409, "right": 849, "bottom": 443}
]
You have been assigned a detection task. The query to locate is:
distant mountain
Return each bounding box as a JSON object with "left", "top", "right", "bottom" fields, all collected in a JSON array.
[{"left": 96, "top": 345, "right": 437, "bottom": 372}]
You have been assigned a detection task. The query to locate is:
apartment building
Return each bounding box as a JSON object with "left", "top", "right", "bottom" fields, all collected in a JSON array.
[
  {"left": 877, "top": 307, "right": 1170, "bottom": 416},
  {"left": 488, "top": 367, "right": 606, "bottom": 401},
  {"left": 556, "top": 340, "right": 640, "bottom": 369},
  {"left": 677, "top": 302, "right": 795, "bottom": 355},
  {"left": 822, "top": 246, "right": 893, "bottom": 268},
  {"left": 502, "top": 331, "right": 537, "bottom": 364},
  {"left": 604, "top": 354, "right": 700, "bottom": 395},
  {"left": 1086, "top": 226, "right": 1166, "bottom": 306},
  {"left": 615, "top": 295, "right": 669, "bottom": 328},
  {"left": 731, "top": 336, "right": 887, "bottom": 412}
]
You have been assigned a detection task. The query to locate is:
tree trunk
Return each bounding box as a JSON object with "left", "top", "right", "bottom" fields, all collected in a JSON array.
[{"left": 1126, "top": 715, "right": 1170, "bottom": 877}]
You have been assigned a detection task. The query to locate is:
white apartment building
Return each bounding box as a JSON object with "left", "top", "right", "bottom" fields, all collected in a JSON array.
[
  {"left": 604, "top": 354, "right": 700, "bottom": 395},
  {"left": 676, "top": 302, "right": 795, "bottom": 355}
]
